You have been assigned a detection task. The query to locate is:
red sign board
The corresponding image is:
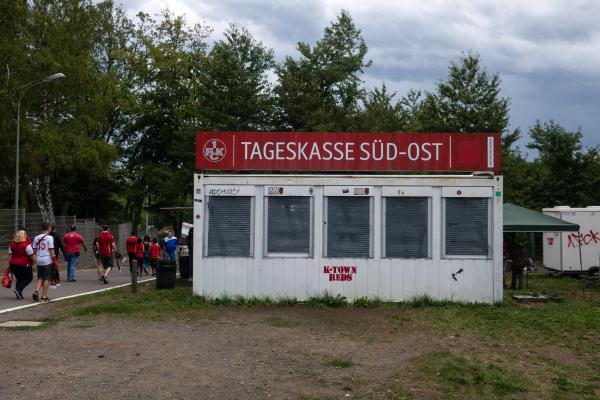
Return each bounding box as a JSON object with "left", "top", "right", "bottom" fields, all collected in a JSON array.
[{"left": 196, "top": 131, "right": 501, "bottom": 172}]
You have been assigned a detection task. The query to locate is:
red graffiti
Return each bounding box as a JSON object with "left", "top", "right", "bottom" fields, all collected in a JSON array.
[{"left": 567, "top": 230, "right": 600, "bottom": 248}]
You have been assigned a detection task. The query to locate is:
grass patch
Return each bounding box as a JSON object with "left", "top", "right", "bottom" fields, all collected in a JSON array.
[
  {"left": 552, "top": 375, "right": 595, "bottom": 395},
  {"left": 353, "top": 296, "right": 383, "bottom": 308},
  {"left": 71, "top": 285, "right": 210, "bottom": 319},
  {"left": 414, "top": 351, "right": 531, "bottom": 398},
  {"left": 408, "top": 295, "right": 452, "bottom": 307},
  {"left": 306, "top": 292, "right": 348, "bottom": 308},
  {"left": 275, "top": 296, "right": 299, "bottom": 306},
  {"left": 328, "top": 358, "right": 354, "bottom": 368}
]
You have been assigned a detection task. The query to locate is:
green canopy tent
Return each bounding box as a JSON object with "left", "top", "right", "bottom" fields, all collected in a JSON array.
[
  {"left": 503, "top": 203, "right": 582, "bottom": 281},
  {"left": 503, "top": 203, "right": 580, "bottom": 232}
]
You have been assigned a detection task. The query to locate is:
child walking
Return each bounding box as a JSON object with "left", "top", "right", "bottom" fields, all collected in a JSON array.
[
  {"left": 150, "top": 238, "right": 161, "bottom": 276},
  {"left": 135, "top": 237, "right": 145, "bottom": 277}
]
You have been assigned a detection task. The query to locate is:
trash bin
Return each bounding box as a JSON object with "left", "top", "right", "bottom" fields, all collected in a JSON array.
[
  {"left": 156, "top": 260, "right": 177, "bottom": 289},
  {"left": 179, "top": 256, "right": 190, "bottom": 279}
]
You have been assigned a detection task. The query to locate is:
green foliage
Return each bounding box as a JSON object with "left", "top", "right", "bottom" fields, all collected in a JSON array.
[
  {"left": 0, "top": 0, "right": 131, "bottom": 218},
  {"left": 357, "top": 83, "right": 404, "bottom": 131},
  {"left": 275, "top": 296, "right": 299, "bottom": 306},
  {"left": 1, "top": 3, "right": 597, "bottom": 222},
  {"left": 122, "top": 10, "right": 210, "bottom": 226},
  {"left": 275, "top": 10, "right": 370, "bottom": 131},
  {"left": 198, "top": 24, "right": 275, "bottom": 131},
  {"left": 306, "top": 292, "right": 348, "bottom": 308},
  {"left": 408, "top": 295, "right": 452, "bottom": 307},
  {"left": 417, "top": 52, "right": 510, "bottom": 133},
  {"left": 524, "top": 120, "right": 600, "bottom": 208},
  {"left": 352, "top": 296, "right": 383, "bottom": 308}
]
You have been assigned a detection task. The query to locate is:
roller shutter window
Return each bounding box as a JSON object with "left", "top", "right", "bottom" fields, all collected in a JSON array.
[
  {"left": 267, "top": 196, "right": 311, "bottom": 255},
  {"left": 207, "top": 196, "right": 252, "bottom": 257},
  {"left": 385, "top": 197, "right": 429, "bottom": 258},
  {"left": 445, "top": 198, "right": 489, "bottom": 256},
  {"left": 327, "top": 197, "right": 371, "bottom": 258}
]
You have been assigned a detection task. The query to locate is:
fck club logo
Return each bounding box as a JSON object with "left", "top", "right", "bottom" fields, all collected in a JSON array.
[{"left": 203, "top": 139, "right": 226, "bottom": 162}]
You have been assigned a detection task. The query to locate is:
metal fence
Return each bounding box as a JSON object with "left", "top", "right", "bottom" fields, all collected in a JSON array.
[{"left": 1, "top": 209, "right": 131, "bottom": 266}]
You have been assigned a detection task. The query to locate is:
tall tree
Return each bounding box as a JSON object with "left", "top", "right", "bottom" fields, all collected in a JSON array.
[
  {"left": 526, "top": 120, "right": 586, "bottom": 208},
  {"left": 198, "top": 24, "right": 275, "bottom": 131},
  {"left": 418, "top": 52, "right": 509, "bottom": 133},
  {"left": 357, "top": 83, "right": 403, "bottom": 132},
  {"left": 275, "top": 10, "right": 370, "bottom": 131},
  {"left": 124, "top": 11, "right": 210, "bottom": 228},
  {"left": 0, "top": 0, "right": 125, "bottom": 221}
]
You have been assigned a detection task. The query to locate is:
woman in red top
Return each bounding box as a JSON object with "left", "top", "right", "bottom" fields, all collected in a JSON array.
[
  {"left": 135, "top": 238, "right": 145, "bottom": 277},
  {"left": 8, "top": 230, "right": 36, "bottom": 300}
]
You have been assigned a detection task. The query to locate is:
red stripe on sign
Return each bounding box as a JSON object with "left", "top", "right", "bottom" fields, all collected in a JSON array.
[{"left": 195, "top": 132, "right": 502, "bottom": 172}]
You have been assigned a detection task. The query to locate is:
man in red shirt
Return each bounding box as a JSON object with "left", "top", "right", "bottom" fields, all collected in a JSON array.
[
  {"left": 96, "top": 225, "right": 116, "bottom": 284},
  {"left": 125, "top": 231, "right": 138, "bottom": 274},
  {"left": 63, "top": 225, "right": 87, "bottom": 282}
]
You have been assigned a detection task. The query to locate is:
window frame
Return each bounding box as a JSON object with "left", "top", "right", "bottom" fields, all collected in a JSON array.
[
  {"left": 323, "top": 189, "right": 374, "bottom": 259},
  {"left": 263, "top": 191, "right": 314, "bottom": 258},
  {"left": 203, "top": 194, "right": 255, "bottom": 258},
  {"left": 442, "top": 187, "right": 493, "bottom": 259}
]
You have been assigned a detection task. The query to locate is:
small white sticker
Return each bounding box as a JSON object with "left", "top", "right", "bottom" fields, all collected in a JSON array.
[{"left": 487, "top": 137, "right": 494, "bottom": 168}]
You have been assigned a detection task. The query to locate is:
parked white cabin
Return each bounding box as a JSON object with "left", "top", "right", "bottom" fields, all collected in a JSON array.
[{"left": 543, "top": 206, "right": 600, "bottom": 274}]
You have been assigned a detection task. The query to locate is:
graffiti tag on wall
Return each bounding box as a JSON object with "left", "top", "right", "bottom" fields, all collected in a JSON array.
[{"left": 567, "top": 230, "right": 600, "bottom": 248}]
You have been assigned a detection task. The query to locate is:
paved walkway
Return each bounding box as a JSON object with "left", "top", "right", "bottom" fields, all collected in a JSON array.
[{"left": 0, "top": 267, "right": 155, "bottom": 314}]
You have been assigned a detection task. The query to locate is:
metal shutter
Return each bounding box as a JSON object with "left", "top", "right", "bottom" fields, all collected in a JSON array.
[
  {"left": 207, "top": 196, "right": 252, "bottom": 257},
  {"left": 267, "top": 196, "right": 311, "bottom": 254},
  {"left": 385, "top": 197, "right": 429, "bottom": 258},
  {"left": 445, "top": 198, "right": 489, "bottom": 256},
  {"left": 327, "top": 197, "right": 370, "bottom": 258}
]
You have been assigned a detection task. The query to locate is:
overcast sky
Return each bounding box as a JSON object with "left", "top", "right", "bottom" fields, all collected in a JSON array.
[{"left": 123, "top": 0, "right": 600, "bottom": 152}]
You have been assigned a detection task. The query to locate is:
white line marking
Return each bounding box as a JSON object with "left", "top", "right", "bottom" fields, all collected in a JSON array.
[{"left": 0, "top": 278, "right": 156, "bottom": 315}]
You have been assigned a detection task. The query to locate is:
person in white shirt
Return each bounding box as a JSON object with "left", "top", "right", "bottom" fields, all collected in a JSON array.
[{"left": 32, "top": 222, "right": 57, "bottom": 302}]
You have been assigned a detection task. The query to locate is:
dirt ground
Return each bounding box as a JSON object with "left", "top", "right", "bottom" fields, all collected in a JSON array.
[{"left": 0, "top": 302, "right": 435, "bottom": 400}]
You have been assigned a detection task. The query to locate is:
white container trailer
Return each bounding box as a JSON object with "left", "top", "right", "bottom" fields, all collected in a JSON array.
[
  {"left": 543, "top": 206, "right": 600, "bottom": 274},
  {"left": 192, "top": 174, "right": 504, "bottom": 303}
]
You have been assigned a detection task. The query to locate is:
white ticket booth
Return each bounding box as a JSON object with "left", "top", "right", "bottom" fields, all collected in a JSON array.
[{"left": 193, "top": 132, "right": 503, "bottom": 303}]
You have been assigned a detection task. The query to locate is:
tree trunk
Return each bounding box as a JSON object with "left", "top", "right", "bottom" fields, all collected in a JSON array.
[{"left": 32, "top": 176, "right": 55, "bottom": 223}]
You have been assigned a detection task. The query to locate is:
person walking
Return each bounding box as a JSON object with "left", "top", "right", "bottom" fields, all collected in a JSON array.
[
  {"left": 163, "top": 230, "right": 179, "bottom": 262},
  {"left": 62, "top": 225, "right": 87, "bottom": 282},
  {"left": 150, "top": 238, "right": 161, "bottom": 276},
  {"left": 125, "top": 231, "right": 137, "bottom": 274},
  {"left": 143, "top": 235, "right": 151, "bottom": 275},
  {"left": 49, "top": 224, "right": 65, "bottom": 260},
  {"left": 32, "top": 222, "right": 57, "bottom": 302},
  {"left": 188, "top": 227, "right": 193, "bottom": 280},
  {"left": 93, "top": 237, "right": 103, "bottom": 281},
  {"left": 8, "top": 230, "right": 35, "bottom": 300},
  {"left": 135, "top": 237, "right": 145, "bottom": 277},
  {"left": 508, "top": 237, "right": 527, "bottom": 290},
  {"left": 96, "top": 225, "right": 116, "bottom": 284}
]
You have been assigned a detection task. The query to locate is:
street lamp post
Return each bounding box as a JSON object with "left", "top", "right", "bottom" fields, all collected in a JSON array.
[{"left": 14, "top": 72, "right": 65, "bottom": 231}]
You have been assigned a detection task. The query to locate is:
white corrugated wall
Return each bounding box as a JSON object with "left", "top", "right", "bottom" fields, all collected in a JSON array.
[{"left": 193, "top": 174, "right": 503, "bottom": 303}]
